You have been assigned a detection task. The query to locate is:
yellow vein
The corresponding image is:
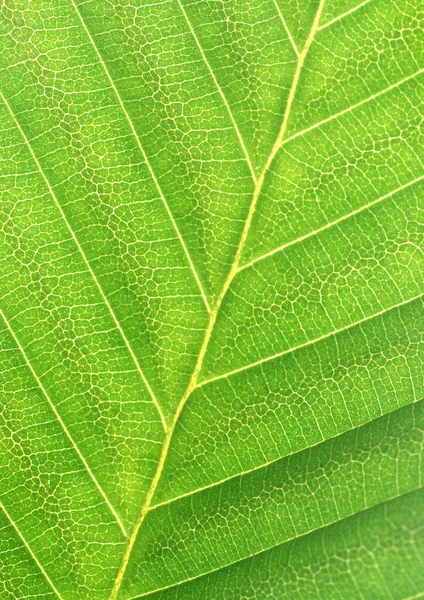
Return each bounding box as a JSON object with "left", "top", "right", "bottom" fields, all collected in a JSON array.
[
  {"left": 148, "top": 395, "right": 397, "bottom": 511},
  {"left": 239, "top": 174, "right": 424, "bottom": 271},
  {"left": 126, "top": 487, "right": 420, "bottom": 599},
  {"left": 0, "top": 501, "right": 64, "bottom": 599},
  {"left": 1, "top": 92, "right": 168, "bottom": 434},
  {"left": 176, "top": 0, "right": 257, "bottom": 182},
  {"left": 224, "top": 0, "right": 327, "bottom": 278},
  {"left": 70, "top": 0, "right": 211, "bottom": 315},
  {"left": 271, "top": 0, "right": 299, "bottom": 56},
  {"left": 0, "top": 310, "right": 127, "bottom": 537},
  {"left": 198, "top": 294, "right": 423, "bottom": 387},
  {"left": 109, "top": 2, "right": 326, "bottom": 597},
  {"left": 151, "top": 390, "right": 423, "bottom": 508},
  {"left": 281, "top": 68, "right": 424, "bottom": 147},
  {"left": 319, "top": 0, "right": 374, "bottom": 30}
]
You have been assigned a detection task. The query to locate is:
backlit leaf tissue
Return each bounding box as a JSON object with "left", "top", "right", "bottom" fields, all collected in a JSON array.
[{"left": 0, "top": 0, "right": 423, "bottom": 598}]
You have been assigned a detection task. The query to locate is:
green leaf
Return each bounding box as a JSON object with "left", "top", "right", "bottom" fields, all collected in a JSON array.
[{"left": 0, "top": 0, "right": 423, "bottom": 599}]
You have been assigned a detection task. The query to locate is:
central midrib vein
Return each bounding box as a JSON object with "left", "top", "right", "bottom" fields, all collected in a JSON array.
[{"left": 109, "top": 2, "right": 326, "bottom": 597}]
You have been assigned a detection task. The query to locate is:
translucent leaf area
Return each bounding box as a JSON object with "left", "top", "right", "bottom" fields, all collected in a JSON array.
[{"left": 0, "top": 0, "right": 423, "bottom": 599}]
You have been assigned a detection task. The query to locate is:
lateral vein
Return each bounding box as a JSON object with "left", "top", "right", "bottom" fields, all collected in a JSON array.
[
  {"left": 108, "top": 2, "right": 326, "bottom": 597},
  {"left": 271, "top": 0, "right": 299, "bottom": 56},
  {"left": 319, "top": 0, "right": 374, "bottom": 30},
  {"left": 0, "top": 501, "right": 64, "bottom": 599},
  {"left": 176, "top": 0, "right": 257, "bottom": 182},
  {"left": 0, "top": 91, "right": 168, "bottom": 434},
  {"left": 198, "top": 294, "right": 423, "bottom": 387},
  {"left": 281, "top": 68, "right": 424, "bottom": 147},
  {"left": 151, "top": 390, "right": 423, "bottom": 511},
  {"left": 125, "top": 487, "right": 422, "bottom": 600},
  {"left": 70, "top": 0, "right": 211, "bottom": 315},
  {"left": 239, "top": 174, "right": 424, "bottom": 270},
  {"left": 0, "top": 310, "right": 127, "bottom": 537}
]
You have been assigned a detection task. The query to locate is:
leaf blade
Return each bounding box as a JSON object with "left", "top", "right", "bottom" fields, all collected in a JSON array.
[
  {"left": 121, "top": 399, "right": 424, "bottom": 597},
  {"left": 0, "top": 0, "right": 423, "bottom": 598},
  {"left": 136, "top": 488, "right": 424, "bottom": 600}
]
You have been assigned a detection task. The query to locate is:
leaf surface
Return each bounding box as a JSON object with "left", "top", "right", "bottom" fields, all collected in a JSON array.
[{"left": 0, "top": 0, "right": 423, "bottom": 599}]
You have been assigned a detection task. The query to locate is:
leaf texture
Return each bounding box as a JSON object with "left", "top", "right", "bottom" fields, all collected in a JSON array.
[{"left": 0, "top": 0, "right": 423, "bottom": 599}]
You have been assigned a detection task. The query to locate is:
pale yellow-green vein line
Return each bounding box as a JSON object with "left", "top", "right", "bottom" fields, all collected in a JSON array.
[
  {"left": 70, "top": 0, "right": 211, "bottom": 315},
  {"left": 109, "top": 2, "right": 326, "bottom": 597},
  {"left": 239, "top": 174, "right": 424, "bottom": 271},
  {"left": 197, "top": 293, "right": 423, "bottom": 387},
  {"left": 0, "top": 309, "right": 127, "bottom": 538},
  {"left": 319, "top": 0, "right": 374, "bottom": 30},
  {"left": 126, "top": 487, "right": 421, "bottom": 600},
  {"left": 281, "top": 68, "right": 424, "bottom": 147},
  {"left": 176, "top": 0, "right": 257, "bottom": 182},
  {"left": 0, "top": 501, "right": 64, "bottom": 599},
  {"left": 0, "top": 91, "right": 168, "bottom": 434},
  {"left": 271, "top": 0, "right": 299, "bottom": 56},
  {"left": 152, "top": 369, "right": 424, "bottom": 510}
]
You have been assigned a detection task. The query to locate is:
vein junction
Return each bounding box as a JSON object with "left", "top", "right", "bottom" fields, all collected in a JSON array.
[{"left": 109, "top": 2, "right": 326, "bottom": 598}]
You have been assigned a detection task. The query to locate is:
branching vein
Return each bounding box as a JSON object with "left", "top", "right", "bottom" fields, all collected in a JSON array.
[
  {"left": 239, "top": 174, "right": 424, "bottom": 270},
  {"left": 176, "top": 0, "right": 257, "bottom": 182},
  {"left": 271, "top": 0, "right": 299, "bottom": 56},
  {"left": 0, "top": 501, "right": 64, "bottom": 600},
  {"left": 109, "top": 2, "right": 326, "bottom": 597},
  {"left": 70, "top": 0, "right": 211, "bottom": 315},
  {"left": 197, "top": 293, "right": 423, "bottom": 387},
  {"left": 319, "top": 0, "right": 375, "bottom": 30},
  {"left": 281, "top": 68, "right": 424, "bottom": 147},
  {"left": 0, "top": 310, "right": 127, "bottom": 537},
  {"left": 125, "top": 487, "right": 420, "bottom": 599},
  {"left": 0, "top": 91, "right": 168, "bottom": 434}
]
